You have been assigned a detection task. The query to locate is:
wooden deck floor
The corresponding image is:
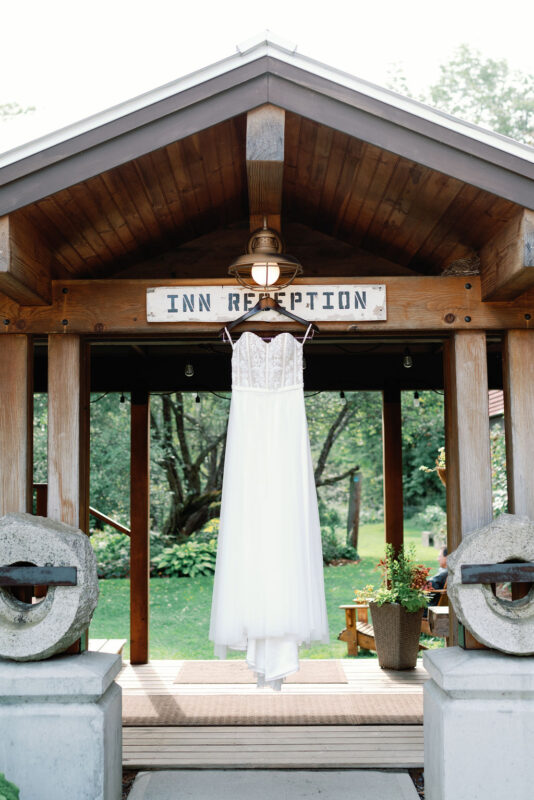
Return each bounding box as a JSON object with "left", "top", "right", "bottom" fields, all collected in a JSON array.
[{"left": 119, "top": 659, "right": 426, "bottom": 769}]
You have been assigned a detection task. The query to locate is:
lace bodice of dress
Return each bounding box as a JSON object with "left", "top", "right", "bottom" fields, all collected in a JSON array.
[{"left": 232, "top": 332, "right": 303, "bottom": 390}]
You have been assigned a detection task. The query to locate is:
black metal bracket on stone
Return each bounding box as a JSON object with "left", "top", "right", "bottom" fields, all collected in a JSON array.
[
  {"left": 461, "top": 562, "right": 534, "bottom": 584},
  {"left": 0, "top": 566, "right": 78, "bottom": 587}
]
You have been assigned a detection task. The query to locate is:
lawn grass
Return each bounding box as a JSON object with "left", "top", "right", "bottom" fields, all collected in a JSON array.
[{"left": 90, "top": 521, "right": 441, "bottom": 660}]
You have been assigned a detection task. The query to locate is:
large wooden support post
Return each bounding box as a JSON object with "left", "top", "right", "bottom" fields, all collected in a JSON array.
[
  {"left": 0, "top": 335, "right": 33, "bottom": 515},
  {"left": 382, "top": 387, "right": 404, "bottom": 553},
  {"left": 444, "top": 332, "right": 493, "bottom": 643},
  {"left": 47, "top": 335, "right": 90, "bottom": 531},
  {"left": 48, "top": 334, "right": 90, "bottom": 651},
  {"left": 503, "top": 330, "right": 534, "bottom": 518},
  {"left": 130, "top": 389, "right": 150, "bottom": 665}
]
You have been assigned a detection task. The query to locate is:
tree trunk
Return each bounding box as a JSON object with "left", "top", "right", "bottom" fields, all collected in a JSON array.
[{"left": 346, "top": 472, "right": 361, "bottom": 550}]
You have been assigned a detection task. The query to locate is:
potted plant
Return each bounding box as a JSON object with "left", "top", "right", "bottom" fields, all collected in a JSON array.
[{"left": 355, "top": 544, "right": 430, "bottom": 670}]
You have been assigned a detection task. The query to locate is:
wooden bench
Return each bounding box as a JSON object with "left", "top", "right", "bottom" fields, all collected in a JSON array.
[{"left": 89, "top": 638, "right": 127, "bottom": 658}]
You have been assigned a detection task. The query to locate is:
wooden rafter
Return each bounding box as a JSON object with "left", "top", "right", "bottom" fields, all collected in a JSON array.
[
  {"left": 480, "top": 209, "right": 534, "bottom": 300},
  {"left": 0, "top": 213, "right": 53, "bottom": 305}
]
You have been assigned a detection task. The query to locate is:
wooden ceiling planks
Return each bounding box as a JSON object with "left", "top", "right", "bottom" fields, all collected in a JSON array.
[
  {"left": 12, "top": 111, "right": 522, "bottom": 282},
  {"left": 281, "top": 111, "right": 521, "bottom": 275}
]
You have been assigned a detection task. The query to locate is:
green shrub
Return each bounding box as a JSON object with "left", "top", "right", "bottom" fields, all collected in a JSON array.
[
  {"left": 321, "top": 527, "right": 359, "bottom": 565},
  {"left": 91, "top": 529, "right": 168, "bottom": 579},
  {"left": 191, "top": 517, "right": 220, "bottom": 543},
  {"left": 414, "top": 504, "right": 446, "bottom": 528},
  {"left": 0, "top": 773, "right": 20, "bottom": 800},
  {"left": 152, "top": 539, "right": 218, "bottom": 578},
  {"left": 91, "top": 530, "right": 130, "bottom": 578}
]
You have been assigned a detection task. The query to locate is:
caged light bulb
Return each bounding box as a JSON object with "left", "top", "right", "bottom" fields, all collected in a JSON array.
[{"left": 251, "top": 262, "right": 280, "bottom": 287}]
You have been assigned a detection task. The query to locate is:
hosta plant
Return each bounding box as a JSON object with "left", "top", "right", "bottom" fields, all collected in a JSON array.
[{"left": 152, "top": 539, "right": 217, "bottom": 578}]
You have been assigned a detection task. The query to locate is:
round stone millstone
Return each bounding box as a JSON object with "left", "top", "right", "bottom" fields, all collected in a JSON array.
[
  {"left": 0, "top": 512, "right": 99, "bottom": 661},
  {"left": 448, "top": 513, "right": 534, "bottom": 655}
]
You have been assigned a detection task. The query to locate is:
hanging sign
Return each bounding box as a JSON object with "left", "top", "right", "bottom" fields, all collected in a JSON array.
[{"left": 146, "top": 285, "right": 386, "bottom": 322}]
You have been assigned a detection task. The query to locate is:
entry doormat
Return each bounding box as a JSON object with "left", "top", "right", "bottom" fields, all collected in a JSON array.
[
  {"left": 122, "top": 693, "right": 423, "bottom": 726},
  {"left": 174, "top": 659, "right": 347, "bottom": 685}
]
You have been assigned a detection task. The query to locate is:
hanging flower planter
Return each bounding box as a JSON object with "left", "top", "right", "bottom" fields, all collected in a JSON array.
[{"left": 420, "top": 446, "right": 446, "bottom": 486}]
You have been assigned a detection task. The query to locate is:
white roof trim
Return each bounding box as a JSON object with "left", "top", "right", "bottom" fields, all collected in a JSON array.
[{"left": 0, "top": 34, "right": 533, "bottom": 170}]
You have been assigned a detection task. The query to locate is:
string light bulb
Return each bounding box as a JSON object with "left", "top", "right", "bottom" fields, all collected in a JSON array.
[
  {"left": 413, "top": 391, "right": 420, "bottom": 408},
  {"left": 403, "top": 347, "right": 413, "bottom": 369},
  {"left": 185, "top": 363, "right": 194, "bottom": 378}
]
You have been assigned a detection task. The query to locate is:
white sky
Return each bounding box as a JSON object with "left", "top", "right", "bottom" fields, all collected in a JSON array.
[{"left": 1, "top": 0, "right": 533, "bottom": 153}]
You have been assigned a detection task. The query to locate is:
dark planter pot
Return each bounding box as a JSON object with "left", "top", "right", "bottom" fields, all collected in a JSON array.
[{"left": 369, "top": 602, "right": 424, "bottom": 670}]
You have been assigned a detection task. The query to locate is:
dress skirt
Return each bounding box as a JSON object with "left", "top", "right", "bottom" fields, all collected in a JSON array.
[{"left": 209, "top": 383, "right": 329, "bottom": 689}]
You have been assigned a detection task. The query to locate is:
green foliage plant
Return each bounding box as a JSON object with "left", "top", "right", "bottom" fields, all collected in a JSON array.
[
  {"left": 192, "top": 518, "right": 220, "bottom": 543},
  {"left": 91, "top": 530, "right": 130, "bottom": 578},
  {"left": 321, "top": 527, "right": 359, "bottom": 564},
  {"left": 0, "top": 773, "right": 20, "bottom": 800},
  {"left": 490, "top": 426, "right": 508, "bottom": 516},
  {"left": 152, "top": 539, "right": 217, "bottom": 578},
  {"left": 354, "top": 544, "right": 430, "bottom": 613}
]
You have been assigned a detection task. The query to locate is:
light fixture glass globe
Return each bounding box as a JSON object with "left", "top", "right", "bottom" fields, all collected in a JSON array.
[{"left": 251, "top": 262, "right": 281, "bottom": 287}]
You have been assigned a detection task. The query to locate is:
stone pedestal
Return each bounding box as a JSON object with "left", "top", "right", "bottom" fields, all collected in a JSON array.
[
  {"left": 424, "top": 647, "right": 534, "bottom": 800},
  {"left": 0, "top": 651, "right": 122, "bottom": 800}
]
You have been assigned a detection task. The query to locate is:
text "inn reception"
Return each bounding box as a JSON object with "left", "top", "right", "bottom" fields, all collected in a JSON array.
[{"left": 146, "top": 285, "right": 387, "bottom": 323}]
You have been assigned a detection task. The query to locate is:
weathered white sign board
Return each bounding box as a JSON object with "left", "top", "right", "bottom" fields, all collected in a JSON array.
[{"left": 146, "top": 285, "right": 386, "bottom": 322}]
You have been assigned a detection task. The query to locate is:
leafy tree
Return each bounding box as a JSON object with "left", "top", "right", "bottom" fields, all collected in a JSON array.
[
  {"left": 150, "top": 390, "right": 363, "bottom": 541},
  {"left": 389, "top": 44, "right": 534, "bottom": 144},
  {"left": 401, "top": 391, "right": 445, "bottom": 515},
  {"left": 0, "top": 102, "right": 35, "bottom": 122}
]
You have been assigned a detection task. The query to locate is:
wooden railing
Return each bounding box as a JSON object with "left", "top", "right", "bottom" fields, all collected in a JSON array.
[
  {"left": 88, "top": 506, "right": 130, "bottom": 536},
  {"left": 33, "top": 484, "right": 131, "bottom": 536}
]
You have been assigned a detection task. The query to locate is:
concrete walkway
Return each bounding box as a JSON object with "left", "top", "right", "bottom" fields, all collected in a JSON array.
[{"left": 128, "top": 769, "right": 419, "bottom": 799}]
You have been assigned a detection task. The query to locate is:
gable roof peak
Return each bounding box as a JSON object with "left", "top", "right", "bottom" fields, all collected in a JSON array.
[{"left": 235, "top": 30, "right": 298, "bottom": 57}]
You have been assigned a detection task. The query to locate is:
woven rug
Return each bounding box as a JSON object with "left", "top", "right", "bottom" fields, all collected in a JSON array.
[
  {"left": 122, "top": 692, "right": 423, "bottom": 726},
  {"left": 174, "top": 659, "right": 347, "bottom": 685}
]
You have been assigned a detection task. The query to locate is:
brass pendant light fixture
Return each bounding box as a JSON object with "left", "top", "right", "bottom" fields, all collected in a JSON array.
[{"left": 228, "top": 218, "right": 303, "bottom": 291}]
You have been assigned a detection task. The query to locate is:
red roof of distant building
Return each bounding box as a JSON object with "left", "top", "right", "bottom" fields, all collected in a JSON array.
[{"left": 488, "top": 390, "right": 504, "bottom": 418}]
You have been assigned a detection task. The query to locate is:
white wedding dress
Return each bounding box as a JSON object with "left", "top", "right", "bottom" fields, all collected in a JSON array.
[{"left": 209, "top": 329, "right": 329, "bottom": 690}]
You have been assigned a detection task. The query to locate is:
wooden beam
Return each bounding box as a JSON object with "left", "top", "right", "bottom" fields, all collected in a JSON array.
[
  {"left": 0, "top": 213, "right": 52, "bottom": 305},
  {"left": 47, "top": 335, "right": 90, "bottom": 530},
  {"left": 382, "top": 387, "right": 404, "bottom": 553},
  {"left": 130, "top": 389, "right": 150, "bottom": 665},
  {"left": 444, "top": 332, "right": 492, "bottom": 644},
  {"left": 481, "top": 209, "right": 534, "bottom": 301},
  {"left": 503, "top": 330, "right": 534, "bottom": 517},
  {"left": 0, "top": 335, "right": 33, "bottom": 514},
  {"left": 7, "top": 276, "right": 534, "bottom": 334},
  {"left": 246, "top": 105, "right": 284, "bottom": 231}
]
